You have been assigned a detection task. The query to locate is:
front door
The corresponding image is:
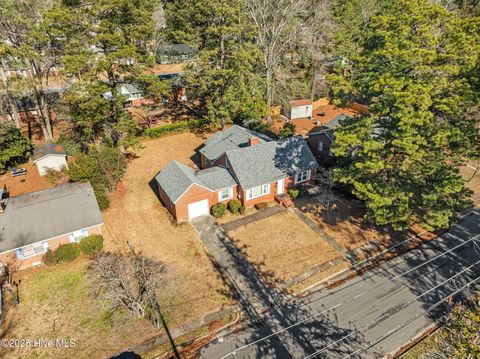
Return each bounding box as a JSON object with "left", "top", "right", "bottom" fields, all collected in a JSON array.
[{"left": 277, "top": 178, "right": 285, "bottom": 195}]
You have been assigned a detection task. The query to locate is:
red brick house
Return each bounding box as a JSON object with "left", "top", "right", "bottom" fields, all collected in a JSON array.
[
  {"left": 0, "top": 182, "right": 103, "bottom": 270},
  {"left": 155, "top": 126, "right": 318, "bottom": 222}
]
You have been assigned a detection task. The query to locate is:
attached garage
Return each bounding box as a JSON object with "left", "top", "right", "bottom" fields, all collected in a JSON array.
[
  {"left": 188, "top": 199, "right": 209, "bottom": 220},
  {"left": 155, "top": 161, "right": 237, "bottom": 223}
]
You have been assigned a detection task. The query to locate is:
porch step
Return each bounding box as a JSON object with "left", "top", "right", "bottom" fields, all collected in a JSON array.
[{"left": 276, "top": 193, "right": 294, "bottom": 208}]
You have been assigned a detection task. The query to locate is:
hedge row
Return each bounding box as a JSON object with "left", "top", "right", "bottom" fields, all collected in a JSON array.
[{"left": 143, "top": 119, "right": 205, "bottom": 138}]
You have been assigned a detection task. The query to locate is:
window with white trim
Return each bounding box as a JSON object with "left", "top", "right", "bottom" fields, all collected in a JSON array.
[
  {"left": 295, "top": 170, "right": 311, "bottom": 184},
  {"left": 246, "top": 184, "right": 269, "bottom": 200},
  {"left": 16, "top": 241, "right": 49, "bottom": 259},
  {"left": 69, "top": 229, "right": 89, "bottom": 243},
  {"left": 218, "top": 187, "right": 233, "bottom": 201}
]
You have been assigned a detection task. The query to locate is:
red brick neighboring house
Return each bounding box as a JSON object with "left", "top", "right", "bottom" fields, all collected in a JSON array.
[
  {"left": 0, "top": 182, "right": 104, "bottom": 270},
  {"left": 155, "top": 126, "right": 318, "bottom": 222}
]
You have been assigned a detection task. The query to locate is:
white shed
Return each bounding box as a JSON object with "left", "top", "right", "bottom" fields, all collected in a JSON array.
[
  {"left": 33, "top": 144, "right": 68, "bottom": 176},
  {"left": 284, "top": 100, "right": 313, "bottom": 120}
]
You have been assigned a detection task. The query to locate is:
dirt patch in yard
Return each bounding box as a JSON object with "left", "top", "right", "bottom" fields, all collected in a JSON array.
[
  {"left": 295, "top": 194, "right": 394, "bottom": 253},
  {"left": 103, "top": 133, "right": 232, "bottom": 325},
  {"left": 227, "top": 211, "right": 342, "bottom": 285},
  {"left": 1, "top": 259, "right": 157, "bottom": 359},
  {"left": 0, "top": 161, "right": 58, "bottom": 197}
]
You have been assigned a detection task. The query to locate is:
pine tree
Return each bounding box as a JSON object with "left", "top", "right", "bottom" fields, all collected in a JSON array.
[
  {"left": 332, "top": 0, "right": 480, "bottom": 230},
  {"left": 164, "top": 0, "right": 267, "bottom": 128}
]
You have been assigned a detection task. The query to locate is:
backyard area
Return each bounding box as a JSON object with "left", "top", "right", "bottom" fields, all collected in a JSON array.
[
  {"left": 0, "top": 161, "right": 57, "bottom": 197},
  {"left": 226, "top": 210, "right": 344, "bottom": 287}
]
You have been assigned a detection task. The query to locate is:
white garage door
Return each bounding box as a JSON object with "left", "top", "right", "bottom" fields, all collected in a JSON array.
[{"left": 188, "top": 199, "right": 209, "bottom": 220}]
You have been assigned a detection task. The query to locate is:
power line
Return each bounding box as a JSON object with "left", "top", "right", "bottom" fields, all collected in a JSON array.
[
  {"left": 218, "top": 233, "right": 480, "bottom": 359},
  {"left": 341, "top": 274, "right": 480, "bottom": 359},
  {"left": 303, "top": 259, "right": 480, "bottom": 359}
]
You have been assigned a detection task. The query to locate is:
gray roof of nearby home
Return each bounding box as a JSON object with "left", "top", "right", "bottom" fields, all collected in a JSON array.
[
  {"left": 155, "top": 161, "right": 236, "bottom": 203},
  {"left": 325, "top": 113, "right": 353, "bottom": 129},
  {"left": 157, "top": 44, "right": 199, "bottom": 56},
  {"left": 0, "top": 182, "right": 103, "bottom": 253},
  {"left": 33, "top": 143, "right": 66, "bottom": 161},
  {"left": 226, "top": 136, "right": 319, "bottom": 189},
  {"left": 200, "top": 125, "right": 272, "bottom": 161},
  {"left": 103, "top": 83, "right": 141, "bottom": 99}
]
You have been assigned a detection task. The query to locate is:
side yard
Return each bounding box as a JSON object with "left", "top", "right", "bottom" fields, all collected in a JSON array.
[
  {"left": 294, "top": 193, "right": 395, "bottom": 255},
  {"left": 102, "top": 133, "right": 233, "bottom": 324},
  {"left": 462, "top": 160, "right": 480, "bottom": 206},
  {"left": 1, "top": 259, "right": 157, "bottom": 359}
]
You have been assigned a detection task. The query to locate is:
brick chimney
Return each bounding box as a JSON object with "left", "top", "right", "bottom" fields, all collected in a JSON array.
[{"left": 249, "top": 136, "right": 260, "bottom": 146}]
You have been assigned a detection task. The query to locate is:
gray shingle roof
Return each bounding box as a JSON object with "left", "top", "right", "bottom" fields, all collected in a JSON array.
[
  {"left": 325, "top": 113, "right": 353, "bottom": 129},
  {"left": 33, "top": 143, "right": 66, "bottom": 161},
  {"left": 0, "top": 182, "right": 103, "bottom": 253},
  {"left": 194, "top": 166, "right": 237, "bottom": 191},
  {"left": 155, "top": 161, "right": 236, "bottom": 203},
  {"left": 226, "top": 137, "right": 318, "bottom": 189},
  {"left": 200, "top": 125, "right": 272, "bottom": 161}
]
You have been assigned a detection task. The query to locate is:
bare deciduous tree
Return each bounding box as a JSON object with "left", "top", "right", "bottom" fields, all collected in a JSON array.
[
  {"left": 89, "top": 250, "right": 182, "bottom": 358},
  {"left": 89, "top": 251, "right": 167, "bottom": 325},
  {"left": 245, "top": 0, "right": 333, "bottom": 109},
  {"left": 244, "top": 0, "right": 309, "bottom": 109}
]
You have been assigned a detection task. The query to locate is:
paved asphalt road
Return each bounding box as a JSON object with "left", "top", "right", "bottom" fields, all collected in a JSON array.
[{"left": 199, "top": 210, "right": 480, "bottom": 359}]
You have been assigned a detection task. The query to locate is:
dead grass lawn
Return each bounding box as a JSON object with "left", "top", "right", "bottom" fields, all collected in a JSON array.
[
  {"left": 103, "top": 133, "right": 232, "bottom": 325},
  {"left": 1, "top": 259, "right": 157, "bottom": 359},
  {"left": 227, "top": 211, "right": 341, "bottom": 283}
]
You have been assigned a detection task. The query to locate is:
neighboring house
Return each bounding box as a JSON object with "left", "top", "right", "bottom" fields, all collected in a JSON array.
[
  {"left": 155, "top": 126, "right": 318, "bottom": 222},
  {"left": 198, "top": 125, "right": 272, "bottom": 168},
  {"left": 158, "top": 72, "right": 188, "bottom": 101},
  {"left": 103, "top": 84, "right": 146, "bottom": 108},
  {"left": 273, "top": 98, "right": 366, "bottom": 158},
  {"left": 156, "top": 44, "right": 199, "bottom": 64},
  {"left": 33, "top": 143, "right": 68, "bottom": 176},
  {"left": 306, "top": 113, "right": 354, "bottom": 158},
  {"left": 0, "top": 182, "right": 103, "bottom": 270},
  {"left": 283, "top": 100, "right": 313, "bottom": 120}
]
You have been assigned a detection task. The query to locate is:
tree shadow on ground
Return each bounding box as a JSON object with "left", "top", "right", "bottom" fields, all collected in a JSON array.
[{"left": 200, "top": 223, "right": 366, "bottom": 358}]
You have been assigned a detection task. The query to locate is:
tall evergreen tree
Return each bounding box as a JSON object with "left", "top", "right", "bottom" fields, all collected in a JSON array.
[
  {"left": 331, "top": 0, "right": 480, "bottom": 230},
  {"left": 164, "top": 0, "right": 267, "bottom": 128}
]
